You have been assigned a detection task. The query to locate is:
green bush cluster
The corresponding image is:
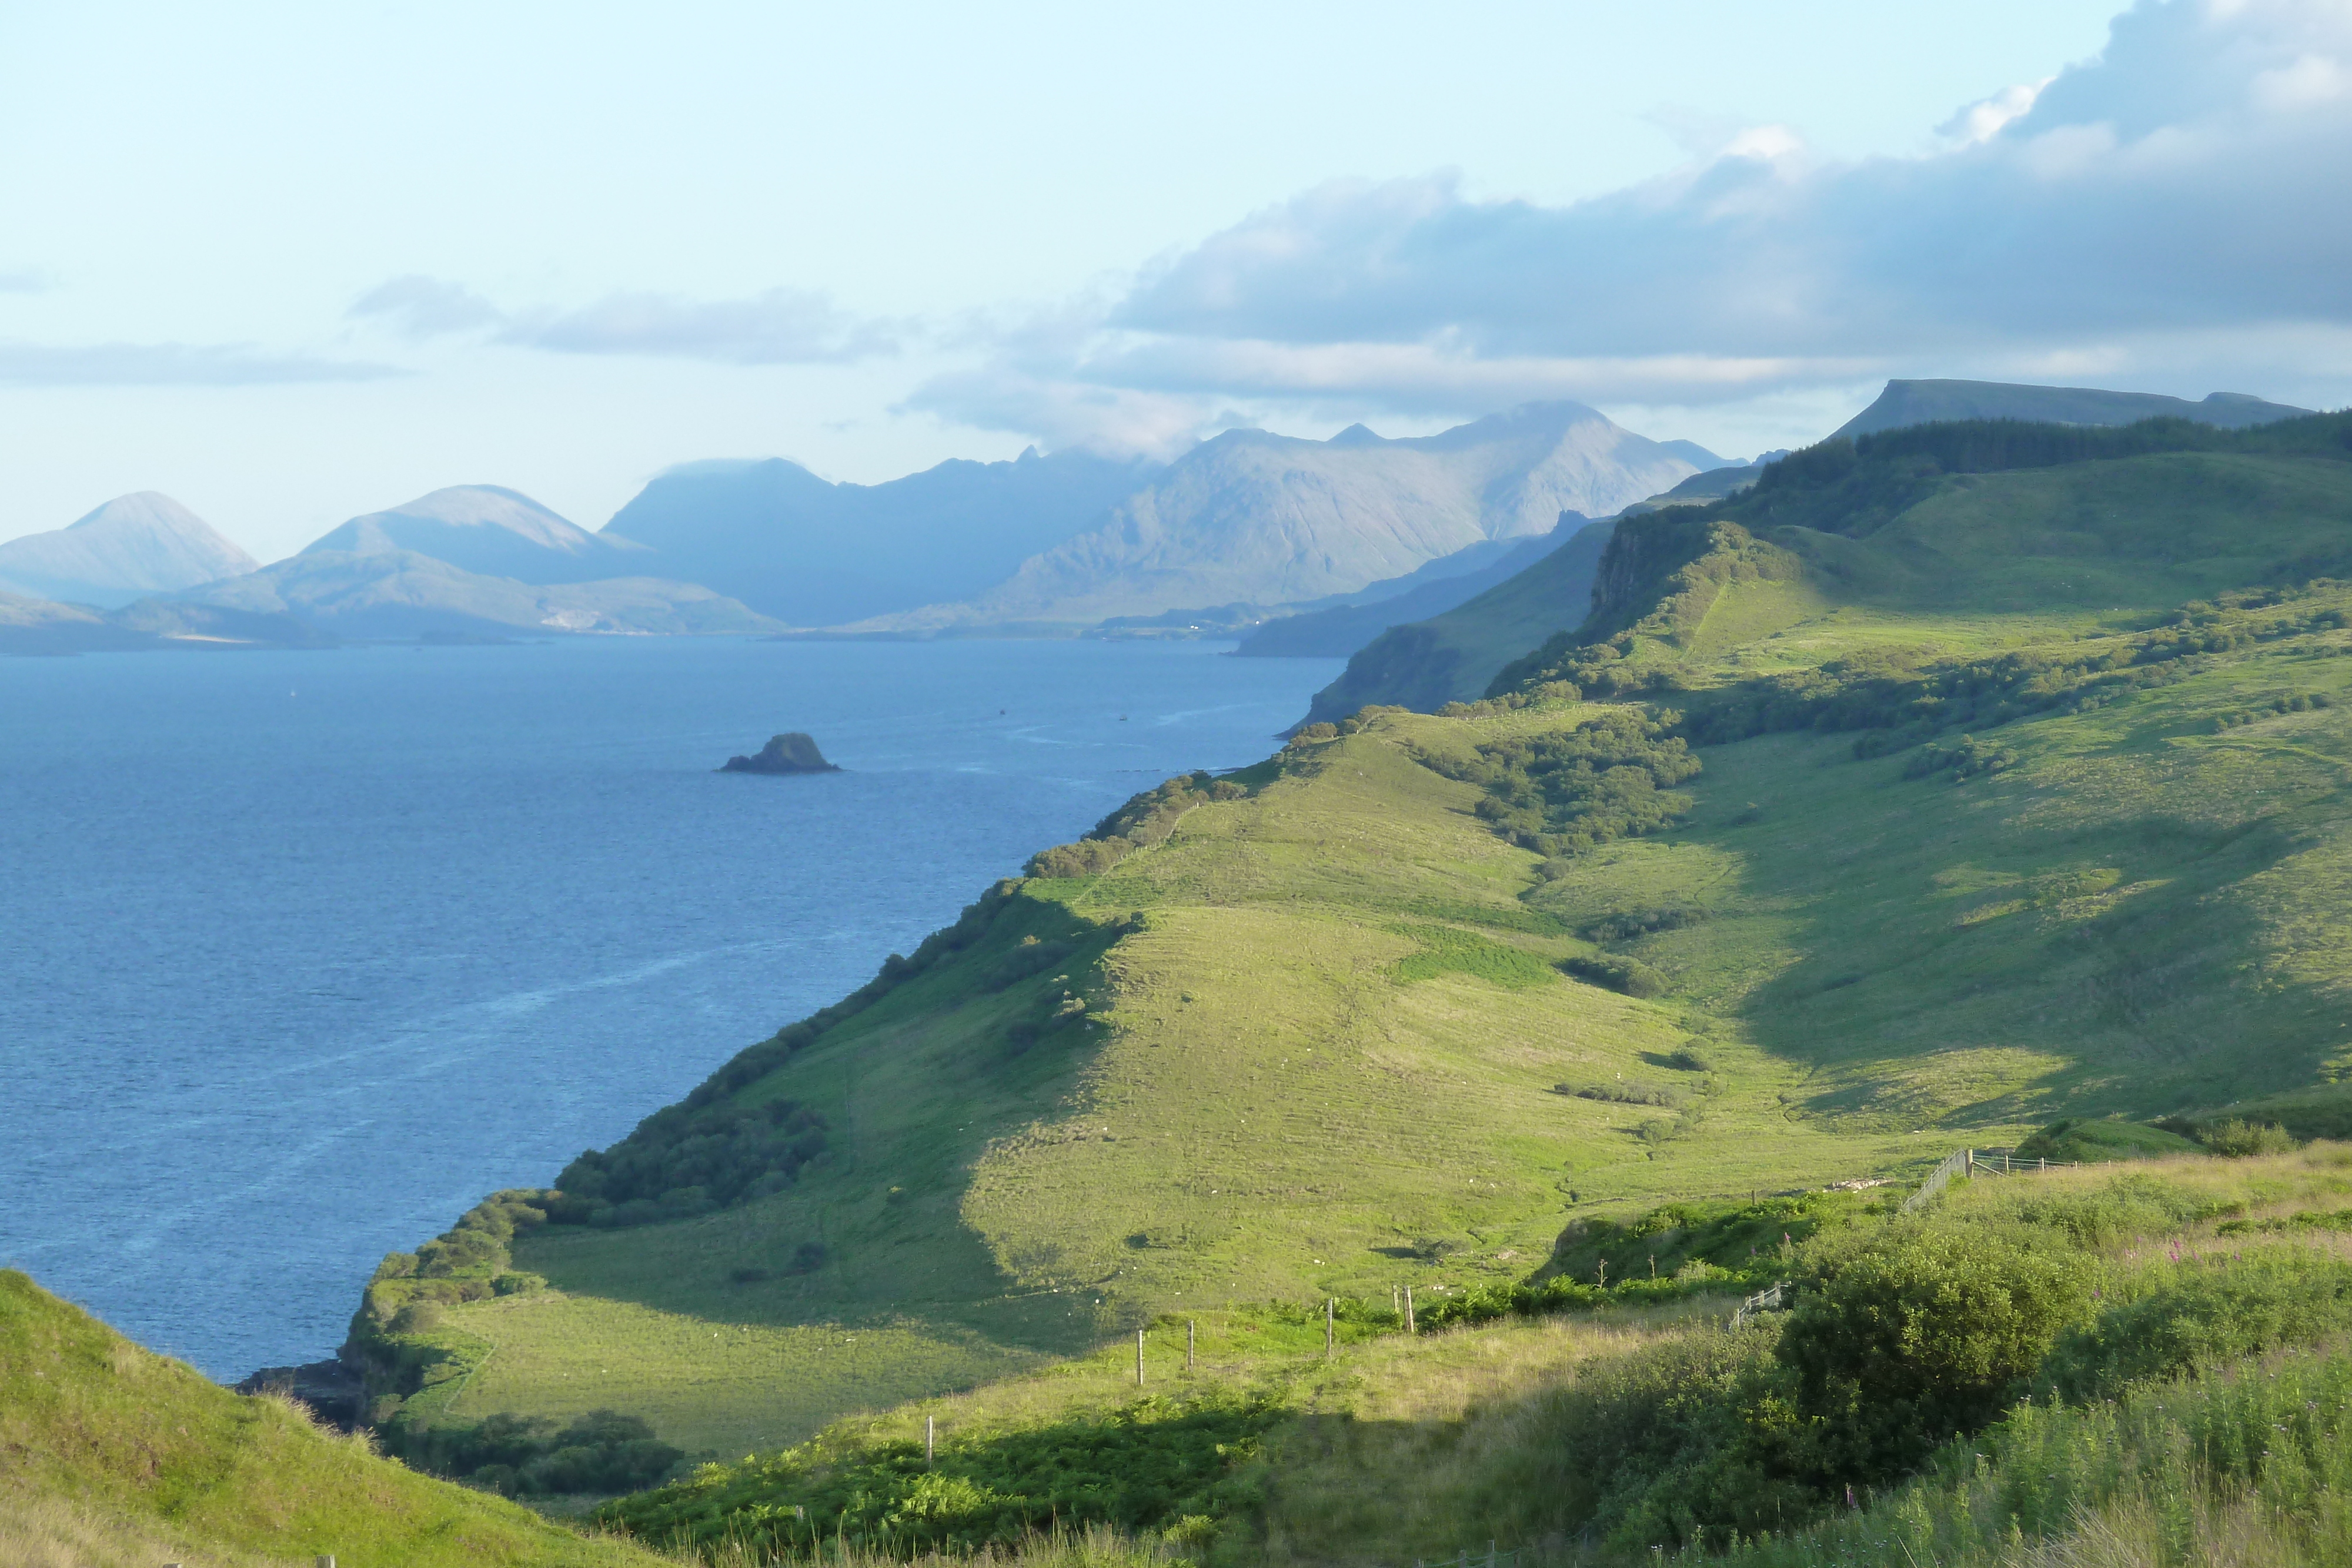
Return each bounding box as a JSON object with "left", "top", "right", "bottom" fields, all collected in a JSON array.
[
  {"left": 1725, "top": 1342, "right": 2352, "bottom": 1567},
  {"left": 1412, "top": 708, "right": 1700, "bottom": 860},
  {"left": 2190, "top": 1116, "right": 2300, "bottom": 1156},
  {"left": 1901, "top": 735, "right": 2019, "bottom": 783},
  {"left": 594, "top": 1394, "right": 1283, "bottom": 1556},
  {"left": 548, "top": 1096, "right": 828, "bottom": 1228},
  {"left": 2042, "top": 1249, "right": 2352, "bottom": 1400},
  {"left": 1578, "top": 904, "right": 1707, "bottom": 943},
  {"left": 1557, "top": 1080, "right": 1683, "bottom": 1108},
  {"left": 386, "top": 1408, "right": 683, "bottom": 1499},
  {"left": 1025, "top": 773, "right": 1248, "bottom": 879},
  {"left": 1559, "top": 951, "right": 1672, "bottom": 998},
  {"left": 345, "top": 1191, "right": 553, "bottom": 1422}
]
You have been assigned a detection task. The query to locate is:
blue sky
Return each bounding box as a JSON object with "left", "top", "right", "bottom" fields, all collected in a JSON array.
[{"left": 5, "top": 0, "right": 2344, "bottom": 558}]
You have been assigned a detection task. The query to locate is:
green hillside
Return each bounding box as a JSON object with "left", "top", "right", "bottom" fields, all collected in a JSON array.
[
  {"left": 0, "top": 1269, "right": 661, "bottom": 1567},
  {"left": 1295, "top": 519, "right": 1615, "bottom": 726},
  {"left": 346, "top": 413, "right": 2352, "bottom": 1499}
]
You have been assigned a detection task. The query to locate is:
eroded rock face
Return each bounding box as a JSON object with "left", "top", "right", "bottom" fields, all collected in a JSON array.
[{"left": 720, "top": 733, "right": 840, "bottom": 774}]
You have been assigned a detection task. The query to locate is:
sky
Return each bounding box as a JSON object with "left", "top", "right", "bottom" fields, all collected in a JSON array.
[{"left": 4, "top": 0, "right": 2348, "bottom": 559}]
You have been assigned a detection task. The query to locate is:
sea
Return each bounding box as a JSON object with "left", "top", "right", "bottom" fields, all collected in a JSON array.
[{"left": 0, "top": 636, "right": 1341, "bottom": 1380}]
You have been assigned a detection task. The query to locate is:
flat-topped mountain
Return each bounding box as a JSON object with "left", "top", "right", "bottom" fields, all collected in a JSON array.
[
  {"left": 301, "top": 484, "right": 652, "bottom": 585},
  {"left": 1832, "top": 379, "right": 2310, "bottom": 440},
  {"left": 0, "top": 492, "right": 257, "bottom": 607},
  {"left": 601, "top": 448, "right": 1162, "bottom": 627},
  {"left": 856, "top": 402, "right": 1714, "bottom": 632}
]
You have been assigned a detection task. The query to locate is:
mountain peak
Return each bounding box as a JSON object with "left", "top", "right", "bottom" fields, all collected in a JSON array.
[
  {"left": 1327, "top": 423, "right": 1385, "bottom": 448},
  {"left": 300, "top": 484, "right": 647, "bottom": 584},
  {"left": 0, "top": 492, "right": 257, "bottom": 607}
]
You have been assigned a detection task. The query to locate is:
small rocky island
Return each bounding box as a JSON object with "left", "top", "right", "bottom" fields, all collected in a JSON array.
[{"left": 720, "top": 732, "right": 842, "bottom": 775}]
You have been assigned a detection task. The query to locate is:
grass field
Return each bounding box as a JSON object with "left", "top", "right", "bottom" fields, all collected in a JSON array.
[
  {"left": 365, "top": 439, "right": 2352, "bottom": 1490},
  {"left": 0, "top": 1269, "right": 665, "bottom": 1567}
]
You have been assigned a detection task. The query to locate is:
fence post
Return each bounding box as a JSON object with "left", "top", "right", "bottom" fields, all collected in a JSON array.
[
  {"left": 1325, "top": 1298, "right": 1335, "bottom": 1359},
  {"left": 1187, "top": 1319, "right": 1195, "bottom": 1372},
  {"left": 926, "top": 1414, "right": 935, "bottom": 1467},
  {"left": 1488, "top": 1542, "right": 1497, "bottom": 1568},
  {"left": 1135, "top": 1328, "right": 1145, "bottom": 1386},
  {"left": 1405, "top": 1285, "right": 1416, "bottom": 1335}
]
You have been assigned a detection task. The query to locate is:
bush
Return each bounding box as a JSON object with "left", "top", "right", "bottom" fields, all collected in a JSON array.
[
  {"left": 1531, "top": 1323, "right": 1809, "bottom": 1552},
  {"left": 596, "top": 1394, "right": 1284, "bottom": 1554},
  {"left": 2042, "top": 1252, "right": 2352, "bottom": 1399},
  {"left": 386, "top": 1408, "right": 683, "bottom": 1497},
  {"left": 1561, "top": 952, "right": 1671, "bottom": 998},
  {"left": 1558, "top": 1081, "right": 1683, "bottom": 1108},
  {"left": 2197, "top": 1118, "right": 2298, "bottom": 1157},
  {"left": 1412, "top": 709, "right": 1700, "bottom": 859},
  {"left": 1764, "top": 1225, "right": 2093, "bottom": 1485}
]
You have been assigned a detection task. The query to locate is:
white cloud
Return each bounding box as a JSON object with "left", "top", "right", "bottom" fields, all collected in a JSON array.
[
  {"left": 1937, "top": 80, "right": 2053, "bottom": 145},
  {"left": 0, "top": 340, "right": 399, "bottom": 386},
  {"left": 913, "top": 0, "right": 2352, "bottom": 452},
  {"left": 349, "top": 277, "right": 900, "bottom": 365}
]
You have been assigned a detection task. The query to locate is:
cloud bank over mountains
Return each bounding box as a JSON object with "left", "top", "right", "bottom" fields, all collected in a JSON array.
[
  {"left": 913, "top": 0, "right": 2352, "bottom": 452},
  {"left": 349, "top": 276, "right": 900, "bottom": 366}
]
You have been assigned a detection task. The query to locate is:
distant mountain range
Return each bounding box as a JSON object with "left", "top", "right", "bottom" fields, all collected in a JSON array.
[
  {"left": 848, "top": 403, "right": 1712, "bottom": 632},
  {"left": 601, "top": 449, "right": 1161, "bottom": 626},
  {"left": 1285, "top": 377, "right": 2317, "bottom": 727},
  {"left": 175, "top": 550, "right": 780, "bottom": 640},
  {"left": 2, "top": 377, "right": 2321, "bottom": 659},
  {"left": 0, "top": 493, "right": 257, "bottom": 607}
]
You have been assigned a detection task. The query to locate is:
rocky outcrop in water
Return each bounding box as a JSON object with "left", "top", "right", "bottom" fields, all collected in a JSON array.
[{"left": 721, "top": 733, "right": 841, "bottom": 774}]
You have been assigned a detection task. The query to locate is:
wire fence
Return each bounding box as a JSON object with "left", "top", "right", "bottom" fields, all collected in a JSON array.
[{"left": 1902, "top": 1146, "right": 2072, "bottom": 1213}]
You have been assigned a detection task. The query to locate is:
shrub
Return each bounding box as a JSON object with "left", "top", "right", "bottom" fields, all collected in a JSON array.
[
  {"left": 1764, "top": 1225, "right": 2093, "bottom": 1485},
  {"left": 596, "top": 1394, "right": 1284, "bottom": 1554},
  {"left": 2042, "top": 1252, "right": 2352, "bottom": 1399},
  {"left": 1558, "top": 1081, "right": 1683, "bottom": 1108},
  {"left": 1561, "top": 952, "right": 1671, "bottom": 998},
  {"left": 386, "top": 1408, "right": 682, "bottom": 1498},
  {"left": 2197, "top": 1118, "right": 2298, "bottom": 1157},
  {"left": 1531, "top": 1323, "right": 1809, "bottom": 1552},
  {"left": 1412, "top": 709, "right": 1700, "bottom": 859}
]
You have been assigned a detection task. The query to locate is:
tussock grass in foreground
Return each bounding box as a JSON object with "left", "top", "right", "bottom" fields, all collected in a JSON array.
[
  {"left": 669, "top": 1524, "right": 1175, "bottom": 1568},
  {"left": 1722, "top": 1345, "right": 2352, "bottom": 1567}
]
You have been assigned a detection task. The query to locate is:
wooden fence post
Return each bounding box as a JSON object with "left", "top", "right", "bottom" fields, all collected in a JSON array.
[
  {"left": 1187, "top": 1319, "right": 1195, "bottom": 1371},
  {"left": 1405, "top": 1286, "right": 1415, "bottom": 1335},
  {"left": 926, "top": 1414, "right": 935, "bottom": 1467},
  {"left": 1325, "top": 1298, "right": 1335, "bottom": 1358},
  {"left": 1135, "top": 1328, "right": 1145, "bottom": 1385}
]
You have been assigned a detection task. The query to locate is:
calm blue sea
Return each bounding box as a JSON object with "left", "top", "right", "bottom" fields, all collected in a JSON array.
[{"left": 0, "top": 637, "right": 1339, "bottom": 1379}]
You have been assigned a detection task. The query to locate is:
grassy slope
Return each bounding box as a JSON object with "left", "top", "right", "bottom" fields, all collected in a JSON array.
[
  {"left": 0, "top": 1270, "right": 660, "bottom": 1568},
  {"left": 1297, "top": 523, "right": 1615, "bottom": 726},
  {"left": 397, "top": 444, "right": 2352, "bottom": 1467}
]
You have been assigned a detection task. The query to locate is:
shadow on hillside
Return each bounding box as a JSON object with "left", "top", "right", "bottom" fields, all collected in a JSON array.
[
  {"left": 514, "top": 890, "right": 1137, "bottom": 1362},
  {"left": 1692, "top": 733, "right": 2342, "bottom": 1127}
]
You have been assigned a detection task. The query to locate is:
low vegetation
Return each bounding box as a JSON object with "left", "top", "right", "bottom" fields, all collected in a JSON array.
[{"left": 0, "top": 1269, "right": 662, "bottom": 1567}]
